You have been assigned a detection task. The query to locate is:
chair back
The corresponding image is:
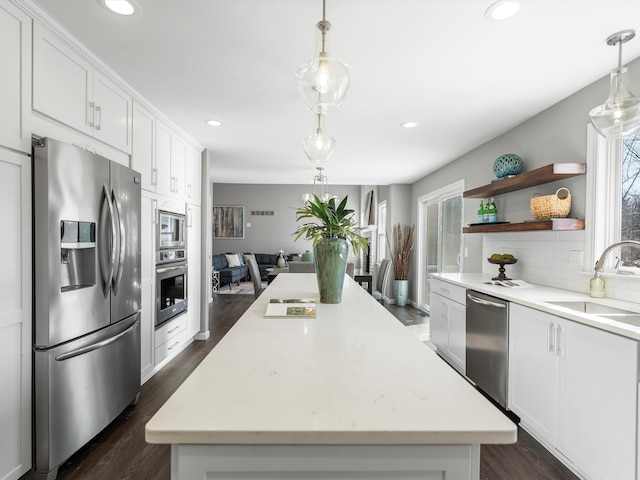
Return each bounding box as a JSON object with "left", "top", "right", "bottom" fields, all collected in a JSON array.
[
  {"left": 288, "top": 261, "right": 316, "bottom": 273},
  {"left": 379, "top": 258, "right": 392, "bottom": 291},
  {"left": 346, "top": 262, "right": 355, "bottom": 278},
  {"left": 246, "top": 257, "right": 264, "bottom": 298}
]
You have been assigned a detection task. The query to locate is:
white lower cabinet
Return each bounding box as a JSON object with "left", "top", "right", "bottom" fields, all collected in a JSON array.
[
  {"left": 509, "top": 304, "right": 638, "bottom": 480},
  {"left": 155, "top": 314, "right": 188, "bottom": 367},
  {"left": 429, "top": 279, "right": 466, "bottom": 374}
]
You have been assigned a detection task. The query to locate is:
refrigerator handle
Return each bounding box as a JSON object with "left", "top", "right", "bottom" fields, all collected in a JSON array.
[
  {"left": 55, "top": 319, "right": 138, "bottom": 361},
  {"left": 99, "top": 184, "right": 117, "bottom": 297},
  {"left": 112, "top": 191, "right": 126, "bottom": 295}
]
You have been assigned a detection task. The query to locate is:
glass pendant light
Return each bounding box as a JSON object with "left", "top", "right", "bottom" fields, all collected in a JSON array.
[
  {"left": 300, "top": 167, "right": 339, "bottom": 204},
  {"left": 296, "top": 0, "right": 351, "bottom": 114},
  {"left": 590, "top": 29, "right": 640, "bottom": 138},
  {"left": 302, "top": 114, "right": 336, "bottom": 165}
]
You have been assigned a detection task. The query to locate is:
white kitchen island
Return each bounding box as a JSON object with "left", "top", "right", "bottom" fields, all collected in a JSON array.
[{"left": 146, "top": 273, "right": 516, "bottom": 479}]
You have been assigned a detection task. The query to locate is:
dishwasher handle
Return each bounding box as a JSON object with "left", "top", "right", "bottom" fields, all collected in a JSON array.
[{"left": 467, "top": 292, "right": 507, "bottom": 309}]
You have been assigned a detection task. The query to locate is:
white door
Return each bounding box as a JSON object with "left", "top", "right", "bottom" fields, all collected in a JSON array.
[
  {"left": 557, "top": 319, "right": 637, "bottom": 480},
  {"left": 508, "top": 304, "right": 558, "bottom": 446},
  {"left": 132, "top": 102, "right": 156, "bottom": 192},
  {"left": 187, "top": 205, "right": 202, "bottom": 338},
  {"left": 155, "top": 121, "right": 173, "bottom": 197},
  {"left": 92, "top": 70, "right": 132, "bottom": 153},
  {"left": 417, "top": 181, "right": 463, "bottom": 311},
  {"left": 0, "top": 3, "right": 31, "bottom": 152}
]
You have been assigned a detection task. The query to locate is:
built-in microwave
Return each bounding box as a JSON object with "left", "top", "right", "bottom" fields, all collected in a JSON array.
[{"left": 157, "top": 210, "right": 186, "bottom": 250}]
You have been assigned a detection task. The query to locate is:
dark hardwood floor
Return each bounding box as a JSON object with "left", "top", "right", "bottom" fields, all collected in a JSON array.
[{"left": 23, "top": 295, "right": 578, "bottom": 480}]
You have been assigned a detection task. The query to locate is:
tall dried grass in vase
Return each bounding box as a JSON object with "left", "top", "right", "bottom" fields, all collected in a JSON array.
[{"left": 387, "top": 224, "right": 415, "bottom": 280}]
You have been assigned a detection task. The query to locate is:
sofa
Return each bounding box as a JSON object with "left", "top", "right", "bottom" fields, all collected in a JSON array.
[
  {"left": 212, "top": 253, "right": 302, "bottom": 286},
  {"left": 212, "top": 254, "right": 249, "bottom": 288}
]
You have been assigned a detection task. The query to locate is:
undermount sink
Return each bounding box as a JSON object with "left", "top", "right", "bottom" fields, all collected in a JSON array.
[{"left": 546, "top": 301, "right": 640, "bottom": 327}]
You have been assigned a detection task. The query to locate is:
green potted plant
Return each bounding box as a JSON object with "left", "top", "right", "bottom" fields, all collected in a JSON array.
[
  {"left": 387, "top": 224, "right": 415, "bottom": 307},
  {"left": 294, "top": 195, "right": 368, "bottom": 303}
]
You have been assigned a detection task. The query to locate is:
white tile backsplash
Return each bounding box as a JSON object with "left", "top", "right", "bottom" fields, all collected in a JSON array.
[{"left": 481, "top": 230, "right": 640, "bottom": 302}]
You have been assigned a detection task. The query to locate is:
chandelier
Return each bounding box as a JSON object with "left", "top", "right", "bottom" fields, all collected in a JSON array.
[
  {"left": 589, "top": 29, "right": 640, "bottom": 138},
  {"left": 301, "top": 167, "right": 340, "bottom": 204}
]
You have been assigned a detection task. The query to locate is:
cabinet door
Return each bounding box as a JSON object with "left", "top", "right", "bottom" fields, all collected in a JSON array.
[
  {"left": 140, "top": 193, "right": 156, "bottom": 383},
  {"left": 171, "top": 134, "right": 187, "bottom": 199},
  {"left": 155, "top": 121, "right": 173, "bottom": 197},
  {"left": 446, "top": 300, "right": 466, "bottom": 373},
  {"left": 92, "top": 70, "right": 132, "bottom": 153},
  {"left": 186, "top": 145, "right": 202, "bottom": 205},
  {"left": 132, "top": 102, "right": 156, "bottom": 192},
  {"left": 33, "top": 22, "right": 92, "bottom": 137},
  {"left": 187, "top": 205, "right": 201, "bottom": 339},
  {"left": 429, "top": 293, "right": 448, "bottom": 353},
  {"left": 557, "top": 319, "right": 637, "bottom": 480},
  {"left": 0, "top": 3, "right": 31, "bottom": 152},
  {"left": 508, "top": 304, "right": 557, "bottom": 445},
  {"left": 0, "top": 148, "right": 32, "bottom": 479}
]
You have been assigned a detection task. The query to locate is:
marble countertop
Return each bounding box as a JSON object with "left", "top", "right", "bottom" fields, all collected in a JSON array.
[
  {"left": 146, "top": 273, "right": 517, "bottom": 446},
  {"left": 433, "top": 273, "right": 640, "bottom": 340}
]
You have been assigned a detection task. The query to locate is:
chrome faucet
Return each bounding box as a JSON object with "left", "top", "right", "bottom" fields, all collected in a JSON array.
[{"left": 594, "top": 240, "right": 640, "bottom": 274}]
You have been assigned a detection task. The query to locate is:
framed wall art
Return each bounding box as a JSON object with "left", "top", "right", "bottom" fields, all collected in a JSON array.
[{"left": 213, "top": 206, "right": 245, "bottom": 238}]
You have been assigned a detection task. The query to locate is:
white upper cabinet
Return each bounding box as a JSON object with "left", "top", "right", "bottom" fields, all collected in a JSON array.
[
  {"left": 156, "top": 120, "right": 187, "bottom": 200},
  {"left": 132, "top": 102, "right": 156, "bottom": 192},
  {"left": 186, "top": 144, "right": 202, "bottom": 206},
  {"left": 32, "top": 22, "right": 132, "bottom": 153},
  {"left": 0, "top": 3, "right": 31, "bottom": 153}
]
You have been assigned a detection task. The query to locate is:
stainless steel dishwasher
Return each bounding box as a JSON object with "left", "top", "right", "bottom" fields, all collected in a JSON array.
[{"left": 466, "top": 290, "right": 509, "bottom": 409}]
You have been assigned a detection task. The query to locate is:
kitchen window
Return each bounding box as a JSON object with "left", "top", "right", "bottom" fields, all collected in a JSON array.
[{"left": 587, "top": 124, "right": 640, "bottom": 272}]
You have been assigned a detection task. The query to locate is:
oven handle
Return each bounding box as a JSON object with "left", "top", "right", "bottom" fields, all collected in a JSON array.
[
  {"left": 467, "top": 293, "right": 506, "bottom": 309},
  {"left": 157, "top": 264, "right": 187, "bottom": 274}
]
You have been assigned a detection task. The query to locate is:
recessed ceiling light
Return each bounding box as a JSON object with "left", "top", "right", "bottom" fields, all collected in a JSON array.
[
  {"left": 98, "top": 0, "right": 138, "bottom": 16},
  {"left": 485, "top": 0, "right": 521, "bottom": 21},
  {"left": 401, "top": 121, "right": 419, "bottom": 128},
  {"left": 205, "top": 119, "right": 223, "bottom": 127}
]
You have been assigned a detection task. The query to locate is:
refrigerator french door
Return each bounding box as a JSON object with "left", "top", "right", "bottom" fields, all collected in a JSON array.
[{"left": 32, "top": 138, "right": 142, "bottom": 479}]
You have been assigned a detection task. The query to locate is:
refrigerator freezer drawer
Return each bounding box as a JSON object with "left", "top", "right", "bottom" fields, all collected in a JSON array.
[{"left": 33, "top": 313, "right": 141, "bottom": 476}]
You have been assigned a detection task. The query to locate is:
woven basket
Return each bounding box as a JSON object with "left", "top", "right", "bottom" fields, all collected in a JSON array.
[{"left": 530, "top": 187, "right": 571, "bottom": 220}]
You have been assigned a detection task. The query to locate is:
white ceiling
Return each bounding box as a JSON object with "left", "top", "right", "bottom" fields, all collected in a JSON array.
[{"left": 30, "top": 0, "right": 640, "bottom": 185}]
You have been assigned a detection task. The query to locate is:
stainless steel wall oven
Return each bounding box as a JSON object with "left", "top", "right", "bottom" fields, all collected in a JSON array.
[{"left": 156, "top": 260, "right": 188, "bottom": 327}]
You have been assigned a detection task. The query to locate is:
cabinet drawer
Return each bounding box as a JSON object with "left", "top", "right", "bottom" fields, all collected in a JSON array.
[
  {"left": 154, "top": 328, "right": 187, "bottom": 366},
  {"left": 431, "top": 278, "right": 466, "bottom": 305},
  {"left": 155, "top": 314, "right": 187, "bottom": 346}
]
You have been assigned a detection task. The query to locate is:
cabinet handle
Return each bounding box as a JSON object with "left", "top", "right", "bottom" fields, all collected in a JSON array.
[
  {"left": 89, "top": 101, "right": 95, "bottom": 127},
  {"left": 152, "top": 199, "right": 158, "bottom": 226},
  {"left": 167, "top": 340, "right": 181, "bottom": 351},
  {"left": 555, "top": 325, "right": 562, "bottom": 356},
  {"left": 547, "top": 323, "right": 555, "bottom": 353},
  {"left": 439, "top": 286, "right": 450, "bottom": 295},
  {"left": 188, "top": 207, "right": 192, "bottom": 227},
  {"left": 152, "top": 168, "right": 158, "bottom": 186},
  {"left": 167, "top": 325, "right": 181, "bottom": 334},
  {"left": 95, "top": 105, "right": 102, "bottom": 130},
  {"left": 188, "top": 184, "right": 192, "bottom": 198}
]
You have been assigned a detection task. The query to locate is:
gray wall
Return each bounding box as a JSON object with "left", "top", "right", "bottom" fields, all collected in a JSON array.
[
  {"left": 211, "top": 183, "right": 361, "bottom": 257},
  {"left": 409, "top": 56, "right": 640, "bottom": 302}
]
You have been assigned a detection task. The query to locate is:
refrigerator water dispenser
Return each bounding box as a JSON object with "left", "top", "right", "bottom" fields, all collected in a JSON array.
[{"left": 60, "top": 220, "right": 96, "bottom": 291}]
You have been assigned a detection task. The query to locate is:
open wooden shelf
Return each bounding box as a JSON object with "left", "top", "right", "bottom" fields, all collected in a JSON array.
[
  {"left": 463, "top": 163, "right": 586, "bottom": 199},
  {"left": 463, "top": 218, "right": 584, "bottom": 234}
]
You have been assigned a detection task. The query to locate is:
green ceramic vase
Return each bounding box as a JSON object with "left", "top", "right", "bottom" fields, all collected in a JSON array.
[{"left": 314, "top": 237, "right": 349, "bottom": 304}]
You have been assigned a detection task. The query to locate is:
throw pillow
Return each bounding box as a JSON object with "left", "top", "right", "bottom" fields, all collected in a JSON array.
[{"left": 225, "top": 253, "right": 241, "bottom": 267}]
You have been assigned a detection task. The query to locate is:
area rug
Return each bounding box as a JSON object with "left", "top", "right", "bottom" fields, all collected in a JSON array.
[{"left": 216, "top": 280, "right": 267, "bottom": 295}]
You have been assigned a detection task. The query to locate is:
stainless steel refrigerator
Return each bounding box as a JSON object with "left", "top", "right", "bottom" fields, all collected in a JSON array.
[{"left": 32, "top": 138, "right": 142, "bottom": 480}]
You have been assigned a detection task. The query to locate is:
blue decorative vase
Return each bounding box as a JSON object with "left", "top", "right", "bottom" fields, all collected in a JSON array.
[
  {"left": 493, "top": 153, "right": 523, "bottom": 178},
  {"left": 314, "top": 237, "right": 348, "bottom": 304},
  {"left": 301, "top": 250, "right": 314, "bottom": 262},
  {"left": 393, "top": 280, "right": 409, "bottom": 307}
]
